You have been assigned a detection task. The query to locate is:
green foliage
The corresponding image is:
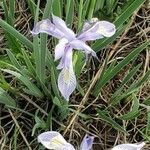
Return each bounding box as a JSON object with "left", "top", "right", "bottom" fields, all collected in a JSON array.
[
  {"left": 97, "top": 109, "right": 127, "bottom": 133},
  {"left": 0, "top": 0, "right": 149, "bottom": 147},
  {"left": 0, "top": 87, "right": 16, "bottom": 107},
  {"left": 94, "top": 41, "right": 149, "bottom": 96},
  {"left": 118, "top": 96, "right": 140, "bottom": 120}
]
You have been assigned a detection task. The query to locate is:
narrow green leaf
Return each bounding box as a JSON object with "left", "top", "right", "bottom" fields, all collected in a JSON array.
[
  {"left": 144, "top": 97, "right": 150, "bottom": 105},
  {"left": 52, "top": 0, "right": 61, "bottom": 17},
  {"left": 37, "top": 0, "right": 53, "bottom": 83},
  {"left": 77, "top": 0, "right": 84, "bottom": 30},
  {"left": 6, "top": 50, "right": 22, "bottom": 70},
  {"left": 93, "top": 0, "right": 145, "bottom": 52},
  {"left": 21, "top": 48, "right": 35, "bottom": 76},
  {"left": 88, "top": 0, "right": 96, "bottom": 20},
  {"left": 94, "top": 41, "right": 149, "bottom": 96},
  {"left": 118, "top": 96, "right": 140, "bottom": 120},
  {"left": 43, "top": 0, "right": 53, "bottom": 19},
  {"left": 0, "top": 18, "right": 33, "bottom": 50},
  {"left": 50, "top": 66, "right": 60, "bottom": 98},
  {"left": 52, "top": 97, "right": 61, "bottom": 107},
  {"left": 0, "top": 87, "right": 16, "bottom": 107},
  {"left": 83, "top": 0, "right": 90, "bottom": 19},
  {"left": 127, "top": 69, "right": 150, "bottom": 94},
  {"left": 97, "top": 109, "right": 127, "bottom": 133},
  {"left": 9, "top": 0, "right": 15, "bottom": 25},
  {"left": 1, "top": 69, "right": 43, "bottom": 98},
  {"left": 65, "top": 0, "right": 74, "bottom": 28},
  {"left": 94, "top": 0, "right": 105, "bottom": 11},
  {"left": 2, "top": 0, "right": 21, "bottom": 53},
  {"left": 27, "top": 0, "right": 36, "bottom": 16},
  {"left": 112, "top": 64, "right": 141, "bottom": 99},
  {"left": 111, "top": 68, "right": 150, "bottom": 106}
]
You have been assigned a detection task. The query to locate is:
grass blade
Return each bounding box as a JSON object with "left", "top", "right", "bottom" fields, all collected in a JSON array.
[
  {"left": 0, "top": 18, "right": 33, "bottom": 50},
  {"left": 52, "top": 0, "right": 62, "bottom": 17},
  {"left": 94, "top": 41, "right": 149, "bottom": 96},
  {"left": 93, "top": 0, "right": 145, "bottom": 52},
  {"left": 77, "top": 0, "right": 84, "bottom": 31},
  {"left": 87, "top": 0, "right": 96, "bottom": 20},
  {"left": 0, "top": 87, "right": 16, "bottom": 107},
  {"left": 97, "top": 109, "right": 127, "bottom": 133},
  {"left": 118, "top": 96, "right": 140, "bottom": 120},
  {"left": 37, "top": 0, "right": 53, "bottom": 83},
  {"left": 65, "top": 0, "right": 74, "bottom": 28},
  {"left": 1, "top": 69, "right": 43, "bottom": 98}
]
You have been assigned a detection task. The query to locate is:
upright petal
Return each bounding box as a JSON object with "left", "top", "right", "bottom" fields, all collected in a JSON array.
[
  {"left": 70, "top": 40, "right": 97, "bottom": 58},
  {"left": 58, "top": 66, "right": 76, "bottom": 101},
  {"left": 57, "top": 46, "right": 73, "bottom": 69},
  {"left": 55, "top": 38, "right": 68, "bottom": 61},
  {"left": 31, "top": 19, "right": 65, "bottom": 39},
  {"left": 52, "top": 14, "right": 75, "bottom": 40},
  {"left": 111, "top": 142, "right": 145, "bottom": 150},
  {"left": 80, "top": 134, "right": 94, "bottom": 150},
  {"left": 77, "top": 20, "right": 116, "bottom": 41}
]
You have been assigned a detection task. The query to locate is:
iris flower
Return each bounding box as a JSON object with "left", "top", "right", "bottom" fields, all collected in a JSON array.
[
  {"left": 38, "top": 131, "right": 145, "bottom": 150},
  {"left": 31, "top": 15, "right": 116, "bottom": 100}
]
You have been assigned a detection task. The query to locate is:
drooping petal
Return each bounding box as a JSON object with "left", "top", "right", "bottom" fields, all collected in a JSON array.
[
  {"left": 38, "top": 131, "right": 75, "bottom": 150},
  {"left": 81, "top": 18, "right": 99, "bottom": 32},
  {"left": 111, "top": 142, "right": 145, "bottom": 150},
  {"left": 38, "top": 131, "right": 68, "bottom": 149},
  {"left": 58, "top": 66, "right": 76, "bottom": 101},
  {"left": 55, "top": 38, "right": 68, "bottom": 61},
  {"left": 70, "top": 40, "right": 97, "bottom": 58},
  {"left": 31, "top": 19, "right": 65, "bottom": 39},
  {"left": 77, "top": 20, "right": 116, "bottom": 41},
  {"left": 52, "top": 14, "right": 76, "bottom": 40},
  {"left": 80, "top": 134, "right": 94, "bottom": 150},
  {"left": 97, "top": 21, "right": 116, "bottom": 37},
  {"left": 57, "top": 46, "right": 76, "bottom": 100}
]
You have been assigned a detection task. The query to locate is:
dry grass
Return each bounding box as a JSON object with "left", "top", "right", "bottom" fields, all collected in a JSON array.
[{"left": 0, "top": 1, "right": 150, "bottom": 150}]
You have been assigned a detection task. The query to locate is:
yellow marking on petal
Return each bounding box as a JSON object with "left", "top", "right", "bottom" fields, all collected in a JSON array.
[
  {"left": 63, "top": 69, "right": 70, "bottom": 84},
  {"left": 40, "top": 22, "right": 49, "bottom": 30},
  {"left": 50, "top": 135, "right": 67, "bottom": 148},
  {"left": 97, "top": 25, "right": 106, "bottom": 34}
]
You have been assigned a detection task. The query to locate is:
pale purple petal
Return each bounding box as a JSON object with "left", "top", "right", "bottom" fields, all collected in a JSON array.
[
  {"left": 52, "top": 14, "right": 75, "bottom": 40},
  {"left": 55, "top": 38, "right": 68, "bottom": 61},
  {"left": 80, "top": 134, "right": 94, "bottom": 150},
  {"left": 57, "top": 48, "right": 76, "bottom": 100},
  {"left": 81, "top": 18, "right": 99, "bottom": 32},
  {"left": 78, "top": 33, "right": 104, "bottom": 41},
  {"left": 31, "top": 19, "right": 65, "bottom": 39},
  {"left": 57, "top": 56, "right": 65, "bottom": 70},
  {"left": 38, "top": 131, "right": 68, "bottom": 149},
  {"left": 58, "top": 66, "right": 76, "bottom": 101},
  {"left": 111, "top": 142, "right": 145, "bottom": 150},
  {"left": 57, "top": 47, "right": 72, "bottom": 69},
  {"left": 97, "top": 21, "right": 116, "bottom": 37},
  {"left": 77, "top": 20, "right": 116, "bottom": 41},
  {"left": 70, "top": 40, "right": 97, "bottom": 58}
]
